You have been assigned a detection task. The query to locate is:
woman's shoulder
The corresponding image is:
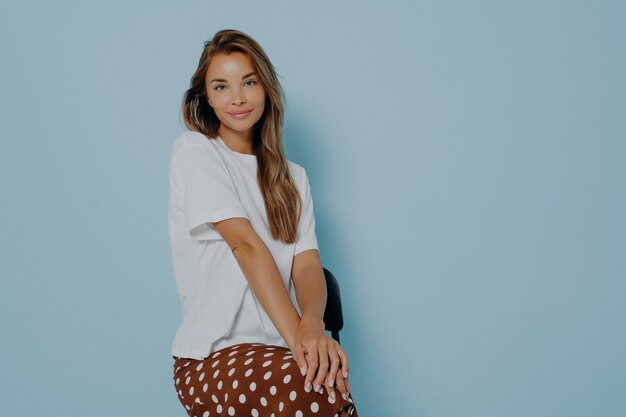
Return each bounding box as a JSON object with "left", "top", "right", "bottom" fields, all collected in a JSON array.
[
  {"left": 171, "top": 130, "right": 218, "bottom": 153},
  {"left": 172, "top": 130, "right": 217, "bottom": 148}
]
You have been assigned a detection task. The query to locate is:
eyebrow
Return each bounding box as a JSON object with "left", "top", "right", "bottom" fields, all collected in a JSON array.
[{"left": 209, "top": 72, "right": 257, "bottom": 84}]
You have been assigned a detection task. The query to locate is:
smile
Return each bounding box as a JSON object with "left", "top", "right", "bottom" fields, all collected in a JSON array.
[{"left": 228, "top": 110, "right": 252, "bottom": 119}]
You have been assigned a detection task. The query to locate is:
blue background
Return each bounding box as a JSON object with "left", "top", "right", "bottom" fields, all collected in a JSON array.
[{"left": 1, "top": 1, "right": 624, "bottom": 416}]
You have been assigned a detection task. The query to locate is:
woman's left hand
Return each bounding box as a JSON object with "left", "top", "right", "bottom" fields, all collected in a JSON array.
[{"left": 289, "top": 315, "right": 349, "bottom": 400}]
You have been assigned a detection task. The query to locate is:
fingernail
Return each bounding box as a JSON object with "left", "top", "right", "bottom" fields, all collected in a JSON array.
[
  {"left": 300, "top": 366, "right": 306, "bottom": 376},
  {"left": 314, "top": 384, "right": 320, "bottom": 392},
  {"left": 330, "top": 390, "right": 336, "bottom": 400},
  {"left": 329, "top": 379, "right": 334, "bottom": 387},
  {"left": 342, "top": 393, "right": 348, "bottom": 400},
  {"left": 305, "top": 383, "right": 312, "bottom": 392}
]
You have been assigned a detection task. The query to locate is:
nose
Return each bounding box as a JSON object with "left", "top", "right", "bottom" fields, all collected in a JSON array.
[{"left": 232, "top": 88, "right": 246, "bottom": 105}]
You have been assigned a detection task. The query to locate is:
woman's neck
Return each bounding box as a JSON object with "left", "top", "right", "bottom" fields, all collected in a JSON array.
[{"left": 218, "top": 126, "right": 254, "bottom": 155}]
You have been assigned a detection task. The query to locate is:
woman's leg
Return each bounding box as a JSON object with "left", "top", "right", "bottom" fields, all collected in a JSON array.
[{"left": 173, "top": 342, "right": 358, "bottom": 416}]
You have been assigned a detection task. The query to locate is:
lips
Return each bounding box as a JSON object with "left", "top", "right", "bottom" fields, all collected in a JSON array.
[{"left": 228, "top": 110, "right": 252, "bottom": 115}]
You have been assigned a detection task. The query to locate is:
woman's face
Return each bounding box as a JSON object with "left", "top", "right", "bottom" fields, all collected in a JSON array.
[{"left": 205, "top": 52, "right": 266, "bottom": 137}]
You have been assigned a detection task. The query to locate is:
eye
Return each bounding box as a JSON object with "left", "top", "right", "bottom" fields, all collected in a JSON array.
[
  {"left": 214, "top": 85, "right": 225, "bottom": 91},
  {"left": 245, "top": 79, "right": 257, "bottom": 86}
]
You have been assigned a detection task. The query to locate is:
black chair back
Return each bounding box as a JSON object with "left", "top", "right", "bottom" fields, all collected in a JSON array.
[{"left": 322, "top": 267, "right": 344, "bottom": 344}]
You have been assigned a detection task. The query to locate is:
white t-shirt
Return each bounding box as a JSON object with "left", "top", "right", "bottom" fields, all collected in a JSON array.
[{"left": 168, "top": 130, "right": 319, "bottom": 360}]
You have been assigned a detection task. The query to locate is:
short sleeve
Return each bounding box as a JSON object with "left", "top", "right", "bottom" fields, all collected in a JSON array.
[
  {"left": 293, "top": 169, "right": 319, "bottom": 255},
  {"left": 171, "top": 143, "right": 249, "bottom": 240}
]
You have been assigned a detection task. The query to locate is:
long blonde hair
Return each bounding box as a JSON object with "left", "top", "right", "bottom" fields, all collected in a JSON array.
[{"left": 181, "top": 29, "right": 301, "bottom": 244}]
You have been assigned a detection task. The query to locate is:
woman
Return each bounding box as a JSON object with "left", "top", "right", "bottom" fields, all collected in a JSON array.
[{"left": 168, "top": 29, "right": 358, "bottom": 417}]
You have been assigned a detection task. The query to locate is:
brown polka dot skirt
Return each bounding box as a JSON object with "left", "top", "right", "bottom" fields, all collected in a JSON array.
[{"left": 172, "top": 342, "right": 359, "bottom": 417}]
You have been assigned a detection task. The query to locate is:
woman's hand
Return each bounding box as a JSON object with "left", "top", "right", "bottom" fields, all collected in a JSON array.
[{"left": 289, "top": 315, "right": 349, "bottom": 401}]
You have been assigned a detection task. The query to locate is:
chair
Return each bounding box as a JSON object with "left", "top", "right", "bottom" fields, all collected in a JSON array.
[{"left": 322, "top": 267, "right": 344, "bottom": 344}]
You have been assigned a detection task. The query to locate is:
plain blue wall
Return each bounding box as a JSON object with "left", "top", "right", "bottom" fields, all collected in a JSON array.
[{"left": 1, "top": 1, "right": 624, "bottom": 416}]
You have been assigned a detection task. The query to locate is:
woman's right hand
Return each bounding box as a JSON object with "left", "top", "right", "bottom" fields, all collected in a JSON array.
[
  {"left": 298, "top": 341, "right": 350, "bottom": 401},
  {"left": 289, "top": 317, "right": 350, "bottom": 401},
  {"left": 305, "top": 349, "right": 350, "bottom": 400}
]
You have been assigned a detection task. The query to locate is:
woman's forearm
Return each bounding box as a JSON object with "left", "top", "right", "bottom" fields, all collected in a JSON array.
[
  {"left": 292, "top": 264, "right": 327, "bottom": 328},
  {"left": 232, "top": 241, "right": 301, "bottom": 347}
]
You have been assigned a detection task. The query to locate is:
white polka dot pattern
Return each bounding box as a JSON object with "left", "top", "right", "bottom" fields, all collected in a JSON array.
[{"left": 172, "top": 342, "right": 358, "bottom": 416}]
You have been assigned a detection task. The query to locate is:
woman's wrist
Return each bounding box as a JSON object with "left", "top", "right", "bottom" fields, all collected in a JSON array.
[{"left": 300, "top": 313, "right": 325, "bottom": 330}]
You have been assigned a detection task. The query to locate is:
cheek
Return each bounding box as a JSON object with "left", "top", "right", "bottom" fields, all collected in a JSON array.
[
  {"left": 254, "top": 91, "right": 267, "bottom": 108},
  {"left": 250, "top": 86, "right": 265, "bottom": 101},
  {"left": 208, "top": 93, "right": 228, "bottom": 109}
]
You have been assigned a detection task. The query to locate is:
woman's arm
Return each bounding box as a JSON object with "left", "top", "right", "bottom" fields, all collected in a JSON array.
[
  {"left": 214, "top": 217, "right": 301, "bottom": 348},
  {"left": 291, "top": 249, "right": 350, "bottom": 400},
  {"left": 213, "top": 217, "right": 349, "bottom": 399},
  {"left": 291, "top": 249, "right": 327, "bottom": 327}
]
